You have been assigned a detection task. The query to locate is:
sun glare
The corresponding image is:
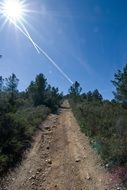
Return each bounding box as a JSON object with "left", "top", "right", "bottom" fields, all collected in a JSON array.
[
  {"left": 0, "top": 0, "right": 73, "bottom": 84},
  {"left": 2, "top": 0, "right": 24, "bottom": 22}
]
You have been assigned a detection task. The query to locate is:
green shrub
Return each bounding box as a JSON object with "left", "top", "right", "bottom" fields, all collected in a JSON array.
[
  {"left": 70, "top": 98, "right": 127, "bottom": 166},
  {"left": 0, "top": 155, "right": 8, "bottom": 173},
  {"left": 0, "top": 73, "right": 62, "bottom": 176},
  {"left": 0, "top": 105, "right": 50, "bottom": 175}
]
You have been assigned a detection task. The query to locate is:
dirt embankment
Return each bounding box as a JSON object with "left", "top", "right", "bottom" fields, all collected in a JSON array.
[{"left": 0, "top": 100, "right": 124, "bottom": 190}]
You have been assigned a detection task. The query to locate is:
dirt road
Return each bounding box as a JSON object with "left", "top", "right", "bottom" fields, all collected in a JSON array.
[{"left": 0, "top": 100, "right": 119, "bottom": 190}]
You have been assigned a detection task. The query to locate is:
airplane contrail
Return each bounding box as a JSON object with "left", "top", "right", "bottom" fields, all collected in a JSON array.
[
  {"left": 9, "top": 19, "right": 73, "bottom": 84},
  {"left": 19, "top": 21, "right": 40, "bottom": 53},
  {"left": 35, "top": 44, "right": 73, "bottom": 84},
  {"left": 19, "top": 23, "right": 73, "bottom": 84},
  {"left": 10, "top": 19, "right": 40, "bottom": 53},
  {"left": 20, "top": 23, "right": 73, "bottom": 84}
]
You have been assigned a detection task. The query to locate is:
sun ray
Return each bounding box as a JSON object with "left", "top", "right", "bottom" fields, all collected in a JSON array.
[{"left": 0, "top": 17, "right": 8, "bottom": 31}]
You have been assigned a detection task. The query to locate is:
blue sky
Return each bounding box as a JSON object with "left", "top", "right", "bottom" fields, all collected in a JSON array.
[{"left": 0, "top": 0, "right": 127, "bottom": 99}]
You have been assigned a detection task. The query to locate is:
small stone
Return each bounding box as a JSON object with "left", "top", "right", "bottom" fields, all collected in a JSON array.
[
  {"left": 46, "top": 159, "right": 52, "bottom": 164},
  {"left": 47, "top": 146, "right": 50, "bottom": 150},
  {"left": 75, "top": 159, "right": 80, "bottom": 162},
  {"left": 31, "top": 175, "right": 36, "bottom": 179},
  {"left": 48, "top": 160, "right": 52, "bottom": 164},
  {"left": 86, "top": 173, "right": 91, "bottom": 180},
  {"left": 32, "top": 181, "right": 35, "bottom": 185},
  {"left": 105, "top": 163, "right": 109, "bottom": 168},
  {"left": 37, "top": 168, "right": 42, "bottom": 172},
  {"left": 45, "top": 126, "right": 51, "bottom": 131}
]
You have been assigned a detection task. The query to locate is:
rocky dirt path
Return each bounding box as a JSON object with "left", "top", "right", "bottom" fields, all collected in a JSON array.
[{"left": 0, "top": 100, "right": 122, "bottom": 190}]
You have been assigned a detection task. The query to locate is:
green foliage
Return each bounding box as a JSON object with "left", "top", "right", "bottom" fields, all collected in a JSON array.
[
  {"left": 33, "top": 73, "right": 47, "bottom": 106},
  {"left": 92, "top": 89, "right": 103, "bottom": 101},
  {"left": 0, "top": 76, "right": 3, "bottom": 92},
  {"left": 70, "top": 98, "right": 127, "bottom": 166},
  {"left": 5, "top": 73, "right": 19, "bottom": 106},
  {"left": 45, "top": 86, "right": 63, "bottom": 113},
  {"left": 0, "top": 155, "right": 8, "bottom": 173},
  {"left": 0, "top": 105, "right": 49, "bottom": 175},
  {"left": 0, "top": 73, "right": 62, "bottom": 175},
  {"left": 69, "top": 81, "right": 82, "bottom": 97},
  {"left": 112, "top": 64, "right": 127, "bottom": 105},
  {"left": 27, "top": 74, "right": 47, "bottom": 106},
  {"left": 69, "top": 78, "right": 127, "bottom": 168},
  {"left": 86, "top": 91, "right": 93, "bottom": 101},
  {"left": 27, "top": 73, "right": 63, "bottom": 112},
  {"left": 81, "top": 90, "right": 103, "bottom": 102}
]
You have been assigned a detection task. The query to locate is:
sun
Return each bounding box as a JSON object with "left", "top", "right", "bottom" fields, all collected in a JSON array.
[{"left": 1, "top": 0, "right": 24, "bottom": 22}]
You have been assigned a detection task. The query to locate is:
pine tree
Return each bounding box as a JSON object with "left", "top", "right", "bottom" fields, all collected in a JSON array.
[
  {"left": 112, "top": 64, "right": 127, "bottom": 104},
  {"left": 5, "top": 73, "right": 19, "bottom": 105}
]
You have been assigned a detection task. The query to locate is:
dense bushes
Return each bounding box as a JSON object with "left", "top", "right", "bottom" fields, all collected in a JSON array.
[
  {"left": 27, "top": 74, "right": 63, "bottom": 113},
  {"left": 69, "top": 79, "right": 127, "bottom": 170},
  {"left": 69, "top": 65, "right": 127, "bottom": 185},
  {"left": 0, "top": 73, "right": 62, "bottom": 175},
  {"left": 70, "top": 99, "right": 127, "bottom": 165},
  {"left": 0, "top": 105, "right": 49, "bottom": 174}
]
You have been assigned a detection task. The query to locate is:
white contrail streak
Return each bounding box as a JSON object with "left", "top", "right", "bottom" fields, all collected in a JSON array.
[
  {"left": 35, "top": 44, "right": 73, "bottom": 84},
  {"left": 10, "top": 19, "right": 40, "bottom": 53},
  {"left": 18, "top": 24, "right": 73, "bottom": 84},
  {"left": 19, "top": 21, "right": 40, "bottom": 53},
  {"left": 9, "top": 19, "right": 73, "bottom": 84},
  {"left": 21, "top": 25, "right": 73, "bottom": 84}
]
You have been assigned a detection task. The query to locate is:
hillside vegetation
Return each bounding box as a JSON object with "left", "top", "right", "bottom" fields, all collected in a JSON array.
[
  {"left": 69, "top": 64, "right": 127, "bottom": 182},
  {"left": 0, "top": 73, "right": 62, "bottom": 175}
]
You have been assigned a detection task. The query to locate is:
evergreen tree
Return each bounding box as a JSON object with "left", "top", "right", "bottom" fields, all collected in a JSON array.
[
  {"left": 112, "top": 64, "right": 127, "bottom": 104},
  {"left": 5, "top": 73, "right": 19, "bottom": 105},
  {"left": 92, "top": 89, "right": 103, "bottom": 101},
  {"left": 69, "top": 81, "right": 82, "bottom": 96},
  {"left": 86, "top": 91, "right": 93, "bottom": 101},
  {"left": 0, "top": 76, "right": 3, "bottom": 92},
  {"left": 27, "top": 74, "right": 47, "bottom": 106},
  {"left": 34, "top": 74, "right": 47, "bottom": 106}
]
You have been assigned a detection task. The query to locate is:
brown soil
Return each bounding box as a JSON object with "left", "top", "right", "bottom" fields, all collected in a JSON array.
[{"left": 0, "top": 100, "right": 122, "bottom": 190}]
